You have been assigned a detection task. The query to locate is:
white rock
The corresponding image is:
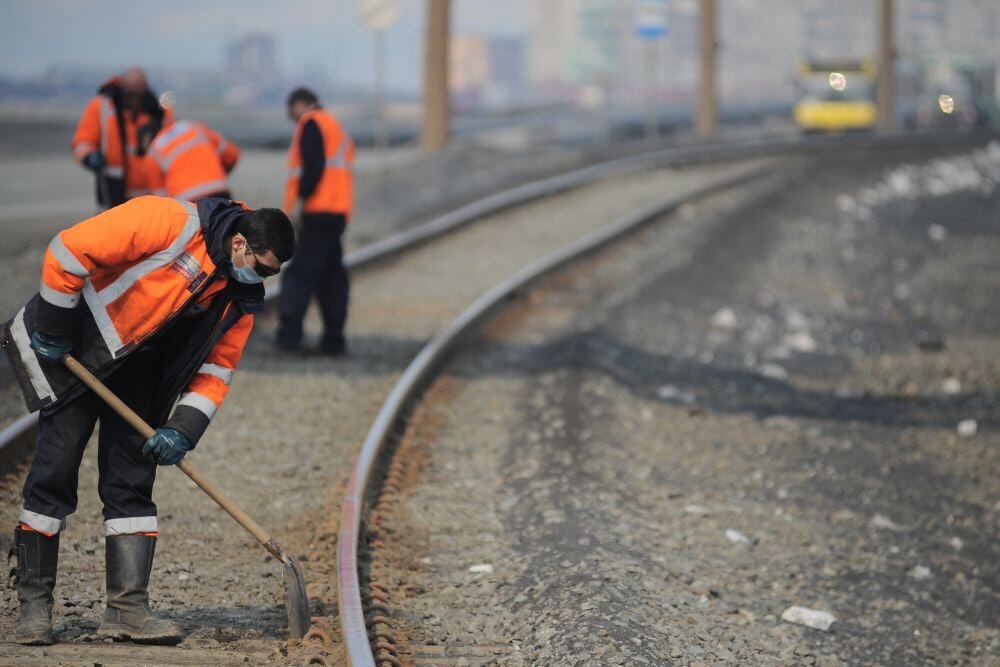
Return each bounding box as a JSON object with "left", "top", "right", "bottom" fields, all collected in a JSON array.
[
  {"left": 468, "top": 563, "right": 494, "bottom": 574},
  {"left": 781, "top": 606, "right": 836, "bottom": 631},
  {"left": 684, "top": 504, "right": 711, "bottom": 515},
  {"left": 927, "top": 224, "right": 948, "bottom": 242},
  {"left": 759, "top": 363, "right": 788, "bottom": 380},
  {"left": 941, "top": 378, "right": 962, "bottom": 395},
  {"left": 710, "top": 307, "right": 738, "bottom": 329},
  {"left": 909, "top": 565, "right": 932, "bottom": 580},
  {"left": 656, "top": 385, "right": 680, "bottom": 400},
  {"left": 870, "top": 513, "right": 906, "bottom": 532},
  {"left": 725, "top": 529, "right": 750, "bottom": 544},
  {"left": 785, "top": 309, "right": 810, "bottom": 331},
  {"left": 957, "top": 419, "right": 977, "bottom": 438},
  {"left": 783, "top": 331, "right": 818, "bottom": 353},
  {"left": 835, "top": 194, "right": 855, "bottom": 212},
  {"left": 949, "top": 536, "right": 964, "bottom": 551}
]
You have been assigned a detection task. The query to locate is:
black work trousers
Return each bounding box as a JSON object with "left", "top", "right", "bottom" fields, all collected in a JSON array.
[
  {"left": 22, "top": 351, "right": 159, "bottom": 528},
  {"left": 277, "top": 214, "right": 349, "bottom": 351}
]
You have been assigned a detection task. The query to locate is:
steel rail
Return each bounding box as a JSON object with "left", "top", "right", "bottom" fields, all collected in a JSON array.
[
  {"left": 336, "top": 127, "right": 998, "bottom": 665},
  {"left": 0, "top": 129, "right": 986, "bottom": 466},
  {"left": 336, "top": 163, "right": 794, "bottom": 666}
]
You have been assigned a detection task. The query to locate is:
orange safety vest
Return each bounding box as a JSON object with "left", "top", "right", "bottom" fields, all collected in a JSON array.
[
  {"left": 284, "top": 108, "right": 354, "bottom": 217},
  {"left": 145, "top": 120, "right": 240, "bottom": 201},
  {"left": 71, "top": 79, "right": 175, "bottom": 198},
  {"left": 4, "top": 197, "right": 257, "bottom": 421}
]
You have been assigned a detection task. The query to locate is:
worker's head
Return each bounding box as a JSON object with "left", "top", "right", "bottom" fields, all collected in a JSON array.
[
  {"left": 286, "top": 87, "right": 320, "bottom": 123},
  {"left": 227, "top": 209, "right": 296, "bottom": 283},
  {"left": 120, "top": 67, "right": 149, "bottom": 111}
]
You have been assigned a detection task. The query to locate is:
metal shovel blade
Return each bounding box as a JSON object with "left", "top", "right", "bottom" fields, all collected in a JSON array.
[{"left": 282, "top": 555, "right": 311, "bottom": 639}]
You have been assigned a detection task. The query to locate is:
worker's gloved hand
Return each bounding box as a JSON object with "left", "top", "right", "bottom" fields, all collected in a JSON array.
[
  {"left": 82, "top": 151, "right": 105, "bottom": 172},
  {"left": 29, "top": 331, "right": 72, "bottom": 362},
  {"left": 142, "top": 428, "right": 191, "bottom": 466}
]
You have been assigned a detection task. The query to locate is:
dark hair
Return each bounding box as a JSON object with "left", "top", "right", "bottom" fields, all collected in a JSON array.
[
  {"left": 237, "top": 208, "right": 295, "bottom": 263},
  {"left": 287, "top": 87, "right": 319, "bottom": 108}
]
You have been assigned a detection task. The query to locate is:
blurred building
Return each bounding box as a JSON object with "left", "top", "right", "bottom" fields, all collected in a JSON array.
[
  {"left": 528, "top": 0, "right": 582, "bottom": 97},
  {"left": 450, "top": 34, "right": 526, "bottom": 110},
  {"left": 226, "top": 33, "right": 279, "bottom": 84}
]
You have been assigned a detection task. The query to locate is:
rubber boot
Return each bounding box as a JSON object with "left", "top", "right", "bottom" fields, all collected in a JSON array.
[
  {"left": 9, "top": 526, "right": 59, "bottom": 645},
  {"left": 97, "top": 535, "right": 182, "bottom": 645}
]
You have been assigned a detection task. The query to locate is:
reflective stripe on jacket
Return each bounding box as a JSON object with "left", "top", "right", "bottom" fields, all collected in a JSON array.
[
  {"left": 1, "top": 197, "right": 262, "bottom": 442},
  {"left": 145, "top": 120, "right": 239, "bottom": 201},
  {"left": 71, "top": 79, "right": 175, "bottom": 197},
  {"left": 284, "top": 109, "right": 354, "bottom": 217}
]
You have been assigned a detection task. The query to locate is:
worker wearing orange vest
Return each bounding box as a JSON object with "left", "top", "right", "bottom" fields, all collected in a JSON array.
[
  {"left": 2, "top": 197, "right": 294, "bottom": 646},
  {"left": 145, "top": 120, "right": 241, "bottom": 201},
  {"left": 277, "top": 87, "right": 355, "bottom": 355},
  {"left": 71, "top": 67, "right": 174, "bottom": 209}
]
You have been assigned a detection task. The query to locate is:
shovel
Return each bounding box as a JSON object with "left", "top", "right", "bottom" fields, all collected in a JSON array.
[{"left": 62, "top": 354, "right": 311, "bottom": 639}]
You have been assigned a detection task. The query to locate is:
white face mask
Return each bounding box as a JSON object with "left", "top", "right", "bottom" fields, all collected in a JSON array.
[{"left": 229, "top": 234, "right": 264, "bottom": 284}]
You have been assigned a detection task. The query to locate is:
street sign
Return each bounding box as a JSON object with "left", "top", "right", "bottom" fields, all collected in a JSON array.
[
  {"left": 634, "top": 0, "right": 669, "bottom": 40},
  {"left": 360, "top": 0, "right": 400, "bottom": 32}
]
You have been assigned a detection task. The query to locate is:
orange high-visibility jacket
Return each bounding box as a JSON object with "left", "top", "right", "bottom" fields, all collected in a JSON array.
[
  {"left": 145, "top": 120, "right": 240, "bottom": 201},
  {"left": 284, "top": 108, "right": 355, "bottom": 216},
  {"left": 2, "top": 197, "right": 262, "bottom": 442},
  {"left": 71, "top": 78, "right": 175, "bottom": 199}
]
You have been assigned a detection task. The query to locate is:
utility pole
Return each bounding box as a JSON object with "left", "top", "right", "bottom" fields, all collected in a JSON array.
[
  {"left": 876, "top": 0, "right": 895, "bottom": 130},
  {"left": 696, "top": 0, "right": 717, "bottom": 136},
  {"left": 420, "top": 0, "right": 451, "bottom": 151}
]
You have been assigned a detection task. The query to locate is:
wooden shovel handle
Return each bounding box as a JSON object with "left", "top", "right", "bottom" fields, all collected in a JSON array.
[{"left": 62, "top": 354, "right": 282, "bottom": 560}]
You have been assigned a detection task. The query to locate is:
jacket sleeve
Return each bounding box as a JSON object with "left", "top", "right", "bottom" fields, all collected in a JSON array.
[
  {"left": 208, "top": 127, "right": 241, "bottom": 173},
  {"left": 37, "top": 198, "right": 190, "bottom": 335},
  {"left": 298, "top": 119, "right": 325, "bottom": 200},
  {"left": 71, "top": 97, "right": 102, "bottom": 163},
  {"left": 143, "top": 155, "right": 166, "bottom": 196},
  {"left": 165, "top": 313, "right": 253, "bottom": 446}
]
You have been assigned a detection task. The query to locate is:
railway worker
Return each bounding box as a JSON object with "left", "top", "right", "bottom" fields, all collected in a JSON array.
[
  {"left": 144, "top": 119, "right": 241, "bottom": 201},
  {"left": 72, "top": 67, "right": 174, "bottom": 210},
  {"left": 276, "top": 87, "right": 355, "bottom": 356},
  {"left": 1, "top": 196, "right": 294, "bottom": 646}
]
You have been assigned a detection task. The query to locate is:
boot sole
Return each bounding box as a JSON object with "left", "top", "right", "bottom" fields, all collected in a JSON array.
[
  {"left": 97, "top": 627, "right": 182, "bottom": 645},
  {"left": 14, "top": 633, "right": 55, "bottom": 646}
]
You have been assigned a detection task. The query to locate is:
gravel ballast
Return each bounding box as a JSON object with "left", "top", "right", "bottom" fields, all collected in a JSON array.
[{"left": 369, "top": 145, "right": 1000, "bottom": 666}]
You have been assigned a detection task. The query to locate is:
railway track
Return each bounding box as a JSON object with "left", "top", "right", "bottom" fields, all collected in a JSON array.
[
  {"left": 331, "top": 131, "right": 996, "bottom": 667},
  {"left": 0, "top": 130, "right": 991, "bottom": 666}
]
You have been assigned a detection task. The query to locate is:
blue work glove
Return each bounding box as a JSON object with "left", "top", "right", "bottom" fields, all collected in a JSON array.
[
  {"left": 142, "top": 428, "right": 191, "bottom": 466},
  {"left": 82, "top": 151, "right": 105, "bottom": 172},
  {"left": 29, "top": 331, "right": 72, "bottom": 362}
]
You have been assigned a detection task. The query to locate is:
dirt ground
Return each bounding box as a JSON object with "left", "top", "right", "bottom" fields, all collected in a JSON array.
[
  {"left": 0, "top": 160, "right": 771, "bottom": 665},
  {"left": 369, "top": 144, "right": 1000, "bottom": 666}
]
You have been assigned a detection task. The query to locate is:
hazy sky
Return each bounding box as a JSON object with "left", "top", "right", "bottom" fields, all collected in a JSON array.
[{"left": 0, "top": 0, "right": 528, "bottom": 89}]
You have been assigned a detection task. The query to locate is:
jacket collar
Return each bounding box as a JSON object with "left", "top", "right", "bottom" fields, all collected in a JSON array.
[{"left": 195, "top": 198, "right": 265, "bottom": 306}]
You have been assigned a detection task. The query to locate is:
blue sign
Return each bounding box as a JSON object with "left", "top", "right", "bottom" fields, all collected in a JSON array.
[{"left": 635, "top": 0, "right": 669, "bottom": 39}]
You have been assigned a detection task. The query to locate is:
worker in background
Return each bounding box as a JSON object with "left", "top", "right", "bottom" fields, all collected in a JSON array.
[
  {"left": 2, "top": 196, "right": 294, "bottom": 646},
  {"left": 277, "top": 87, "right": 355, "bottom": 356},
  {"left": 71, "top": 67, "right": 174, "bottom": 209},
  {"left": 145, "top": 119, "right": 241, "bottom": 201}
]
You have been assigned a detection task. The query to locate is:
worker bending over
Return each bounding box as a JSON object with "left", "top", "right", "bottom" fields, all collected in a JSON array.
[
  {"left": 277, "top": 87, "right": 355, "bottom": 356},
  {"left": 72, "top": 67, "right": 174, "bottom": 209},
  {"left": 2, "top": 196, "right": 294, "bottom": 645},
  {"left": 145, "top": 119, "right": 241, "bottom": 201}
]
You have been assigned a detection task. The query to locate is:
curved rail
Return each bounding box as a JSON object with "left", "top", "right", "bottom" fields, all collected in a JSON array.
[
  {"left": 335, "top": 127, "right": 998, "bottom": 666},
  {"left": 336, "top": 163, "right": 787, "bottom": 666}
]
